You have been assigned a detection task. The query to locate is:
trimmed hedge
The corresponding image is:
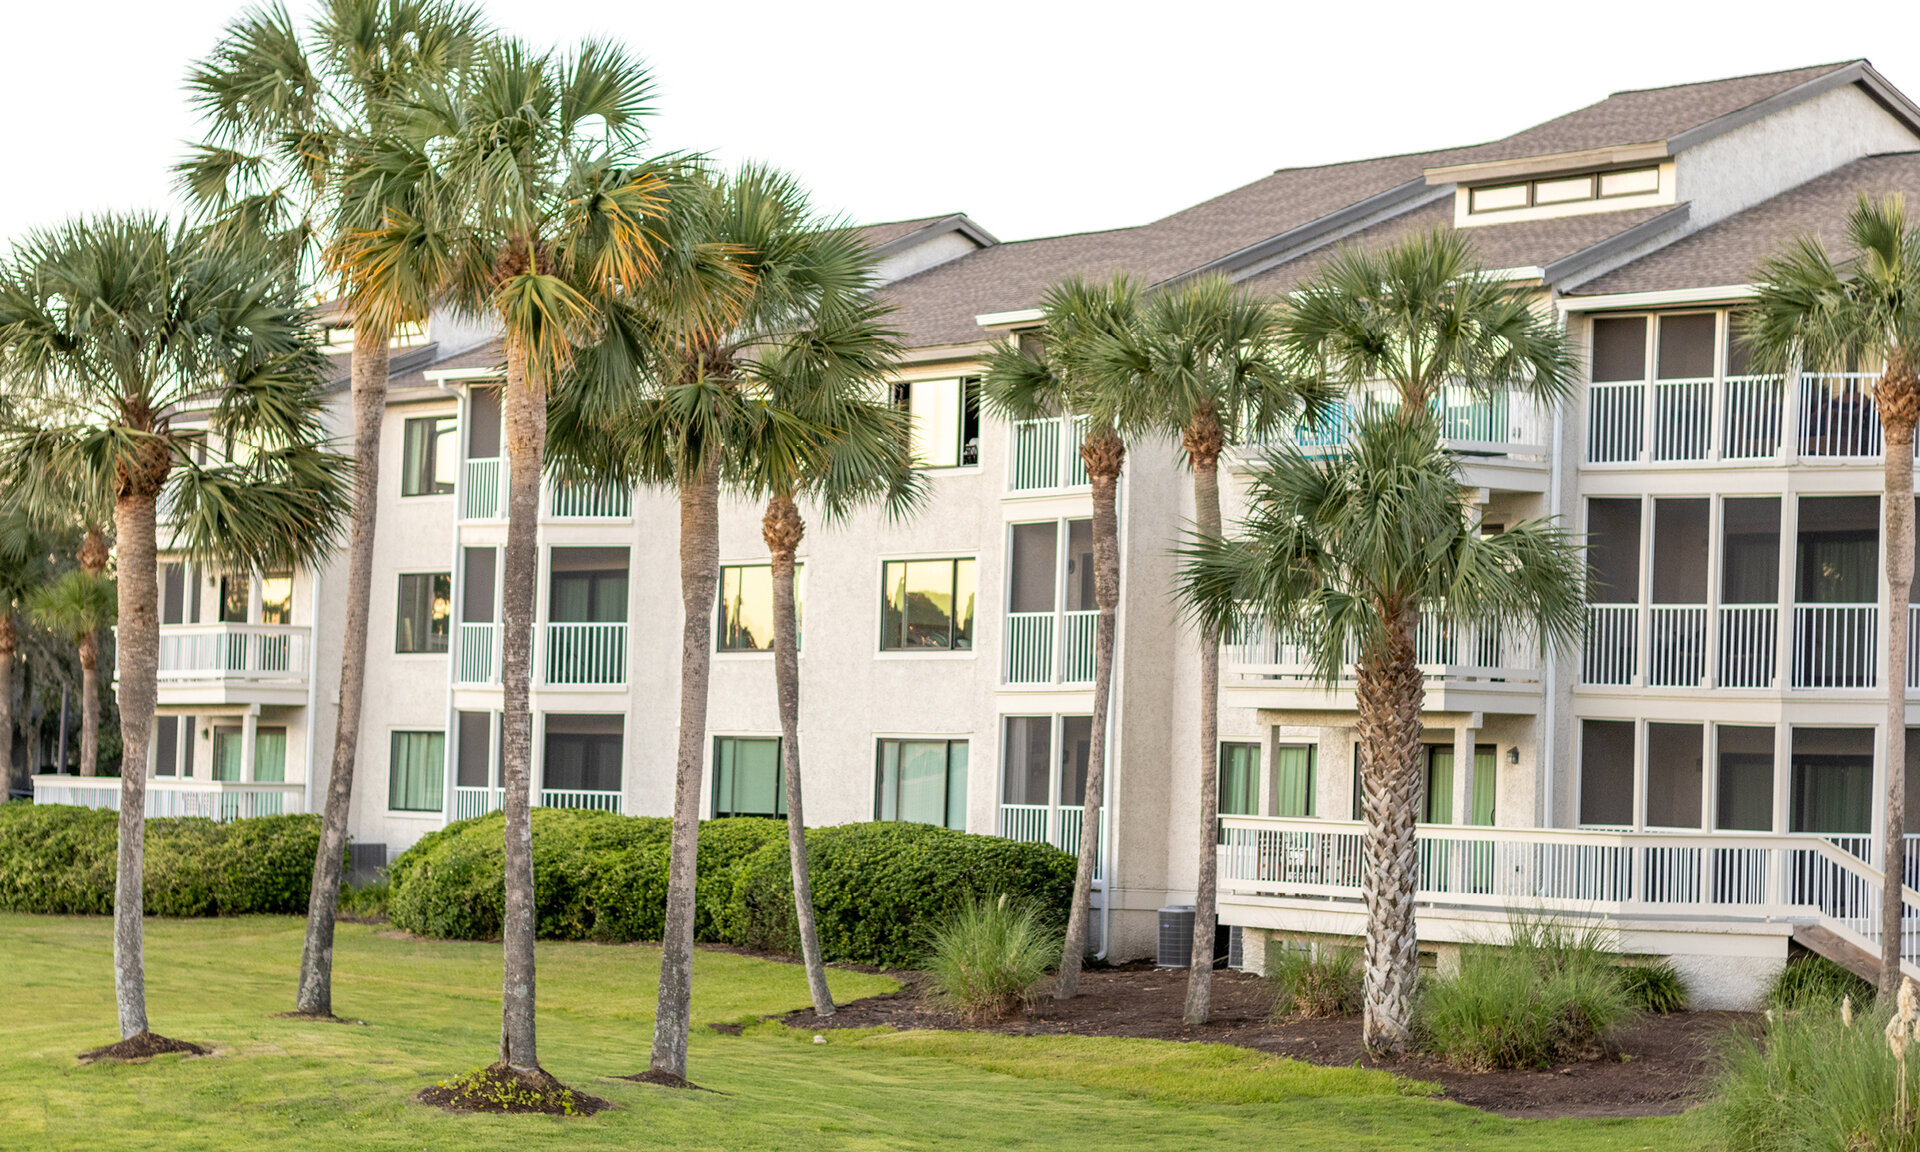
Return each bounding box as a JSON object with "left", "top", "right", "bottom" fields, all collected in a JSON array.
[
  {"left": 0, "top": 802, "right": 324, "bottom": 916},
  {"left": 386, "top": 809, "right": 1077, "bottom": 966}
]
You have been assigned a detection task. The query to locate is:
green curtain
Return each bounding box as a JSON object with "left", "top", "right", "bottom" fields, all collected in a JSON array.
[
  {"left": 1790, "top": 755, "right": 1873, "bottom": 834},
  {"left": 1219, "top": 744, "right": 1260, "bottom": 816},
  {"left": 212, "top": 727, "right": 243, "bottom": 782},
  {"left": 1469, "top": 745, "right": 1496, "bottom": 826},
  {"left": 1274, "top": 745, "right": 1314, "bottom": 817},
  {"left": 877, "top": 740, "right": 966, "bottom": 828},
  {"left": 388, "top": 731, "right": 446, "bottom": 813},
  {"left": 253, "top": 728, "right": 286, "bottom": 783},
  {"left": 1424, "top": 748, "right": 1454, "bottom": 824},
  {"left": 945, "top": 742, "right": 968, "bottom": 831},
  {"left": 715, "top": 737, "right": 782, "bottom": 817}
]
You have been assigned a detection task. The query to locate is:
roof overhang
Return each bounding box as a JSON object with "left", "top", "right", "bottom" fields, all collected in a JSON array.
[
  {"left": 423, "top": 366, "right": 504, "bottom": 383},
  {"left": 974, "top": 307, "right": 1044, "bottom": 329},
  {"left": 1542, "top": 203, "right": 1693, "bottom": 287},
  {"left": 871, "top": 214, "right": 1000, "bottom": 262},
  {"left": 1559, "top": 284, "right": 1758, "bottom": 312}
]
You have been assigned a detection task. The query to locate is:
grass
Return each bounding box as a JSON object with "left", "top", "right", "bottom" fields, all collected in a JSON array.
[
  {"left": 1712, "top": 997, "right": 1920, "bottom": 1152},
  {"left": 920, "top": 894, "right": 1058, "bottom": 1018},
  {"left": 1766, "top": 953, "right": 1877, "bottom": 1011},
  {"left": 0, "top": 912, "right": 1704, "bottom": 1150}
]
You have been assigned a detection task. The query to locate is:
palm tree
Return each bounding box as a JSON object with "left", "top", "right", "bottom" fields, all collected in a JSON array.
[
  {"left": 979, "top": 274, "right": 1139, "bottom": 998},
  {"left": 182, "top": 0, "right": 486, "bottom": 1021},
  {"left": 416, "top": 34, "right": 679, "bottom": 1083},
  {"left": 1743, "top": 194, "right": 1920, "bottom": 996},
  {"left": 0, "top": 214, "right": 348, "bottom": 1049},
  {"left": 1271, "top": 228, "right": 1578, "bottom": 1052},
  {"left": 27, "top": 570, "right": 115, "bottom": 778},
  {"left": 1085, "top": 273, "right": 1320, "bottom": 1024},
  {"left": 0, "top": 511, "right": 57, "bottom": 797}
]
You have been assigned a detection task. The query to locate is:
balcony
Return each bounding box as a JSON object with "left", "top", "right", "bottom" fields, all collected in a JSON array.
[
  {"left": 999, "top": 803, "right": 1104, "bottom": 878},
  {"left": 32, "top": 775, "right": 304, "bottom": 820},
  {"left": 456, "top": 622, "right": 496, "bottom": 684},
  {"left": 543, "top": 622, "right": 627, "bottom": 686},
  {"left": 1008, "top": 416, "right": 1091, "bottom": 492},
  {"left": 1261, "top": 386, "right": 1548, "bottom": 459},
  {"left": 1004, "top": 609, "right": 1097, "bottom": 686},
  {"left": 548, "top": 481, "right": 633, "bottom": 519},
  {"left": 463, "top": 457, "right": 504, "bottom": 520},
  {"left": 1582, "top": 602, "right": 1912, "bottom": 691},
  {"left": 141, "top": 623, "right": 310, "bottom": 705},
  {"left": 1585, "top": 371, "right": 1914, "bottom": 466},
  {"left": 453, "top": 785, "right": 621, "bottom": 820},
  {"left": 1226, "top": 612, "right": 1540, "bottom": 711}
]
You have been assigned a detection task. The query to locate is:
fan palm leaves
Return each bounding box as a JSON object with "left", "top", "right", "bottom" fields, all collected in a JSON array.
[
  {"left": 0, "top": 510, "right": 59, "bottom": 798},
  {"left": 1742, "top": 194, "right": 1920, "bottom": 996},
  {"left": 27, "top": 570, "right": 116, "bottom": 778}
]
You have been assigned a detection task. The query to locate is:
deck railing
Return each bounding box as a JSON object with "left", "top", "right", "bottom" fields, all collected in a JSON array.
[
  {"left": 31, "top": 776, "right": 303, "bottom": 821},
  {"left": 1227, "top": 610, "right": 1538, "bottom": 685},
  {"left": 152, "top": 624, "right": 309, "bottom": 683},
  {"left": 1061, "top": 610, "right": 1098, "bottom": 684},
  {"left": 463, "top": 458, "right": 503, "bottom": 520},
  {"left": 540, "top": 788, "right": 622, "bottom": 812},
  {"left": 1647, "top": 605, "right": 1709, "bottom": 687},
  {"left": 1004, "top": 612, "right": 1054, "bottom": 684},
  {"left": 1585, "top": 372, "right": 1920, "bottom": 465},
  {"left": 456, "top": 622, "right": 496, "bottom": 684},
  {"left": 1000, "top": 802, "right": 1105, "bottom": 879},
  {"left": 548, "top": 481, "right": 633, "bottom": 519},
  {"left": 1267, "top": 386, "right": 1546, "bottom": 456},
  {"left": 1217, "top": 815, "right": 1920, "bottom": 977},
  {"left": 1793, "top": 604, "right": 1877, "bottom": 689},
  {"left": 1718, "top": 605, "right": 1778, "bottom": 688},
  {"left": 543, "top": 622, "right": 627, "bottom": 685},
  {"left": 452, "top": 785, "right": 621, "bottom": 819},
  {"left": 1008, "top": 415, "right": 1091, "bottom": 491}
]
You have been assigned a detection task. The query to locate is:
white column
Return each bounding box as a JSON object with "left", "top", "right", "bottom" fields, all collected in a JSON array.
[
  {"left": 1452, "top": 720, "right": 1474, "bottom": 826},
  {"left": 240, "top": 708, "right": 258, "bottom": 784}
]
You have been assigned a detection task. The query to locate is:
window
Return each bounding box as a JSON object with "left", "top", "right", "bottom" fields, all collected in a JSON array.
[
  {"left": 1274, "top": 744, "right": 1316, "bottom": 817},
  {"left": 897, "top": 378, "right": 980, "bottom": 467},
  {"left": 1001, "top": 716, "right": 1051, "bottom": 806},
  {"left": 161, "top": 562, "right": 199, "bottom": 625},
  {"left": 396, "top": 573, "right": 452, "bottom": 653},
  {"left": 463, "top": 548, "right": 496, "bottom": 624},
  {"left": 253, "top": 727, "right": 287, "bottom": 782},
  {"left": 153, "top": 715, "right": 192, "bottom": 777},
  {"left": 1059, "top": 716, "right": 1093, "bottom": 807},
  {"left": 875, "top": 738, "right": 967, "bottom": 829},
  {"left": 880, "top": 558, "right": 975, "bottom": 650},
  {"left": 259, "top": 571, "right": 293, "bottom": 625},
  {"left": 388, "top": 730, "right": 446, "bottom": 812},
  {"left": 1467, "top": 167, "right": 1659, "bottom": 214},
  {"left": 718, "top": 564, "right": 803, "bottom": 652},
  {"left": 543, "top": 714, "right": 622, "bottom": 793},
  {"left": 1587, "top": 499, "right": 1642, "bottom": 603},
  {"left": 714, "top": 737, "right": 784, "bottom": 817},
  {"left": 1580, "top": 719, "right": 1634, "bottom": 826},
  {"left": 468, "top": 387, "right": 502, "bottom": 460},
  {"left": 1423, "top": 746, "right": 1454, "bottom": 824},
  {"left": 1220, "top": 743, "right": 1260, "bottom": 816},
  {"left": 212, "top": 726, "right": 244, "bottom": 782},
  {"left": 401, "top": 415, "right": 457, "bottom": 496},
  {"left": 549, "top": 548, "right": 629, "bottom": 622},
  {"left": 1722, "top": 498, "right": 1780, "bottom": 605},
  {"left": 219, "top": 575, "right": 250, "bottom": 623}
]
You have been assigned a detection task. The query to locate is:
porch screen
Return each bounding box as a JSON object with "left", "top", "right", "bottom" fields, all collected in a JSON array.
[
  {"left": 1645, "top": 723, "right": 1703, "bottom": 829},
  {"left": 1789, "top": 727, "right": 1872, "bottom": 835},
  {"left": 1715, "top": 725, "right": 1773, "bottom": 831},
  {"left": 1275, "top": 744, "right": 1315, "bottom": 818},
  {"left": 1580, "top": 720, "right": 1634, "bottom": 826},
  {"left": 543, "top": 714, "right": 623, "bottom": 793},
  {"left": 388, "top": 730, "right": 445, "bottom": 812}
]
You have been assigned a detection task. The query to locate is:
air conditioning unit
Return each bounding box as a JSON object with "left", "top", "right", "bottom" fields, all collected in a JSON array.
[
  {"left": 347, "top": 842, "right": 388, "bottom": 884},
  {"left": 1156, "top": 906, "right": 1234, "bottom": 969}
]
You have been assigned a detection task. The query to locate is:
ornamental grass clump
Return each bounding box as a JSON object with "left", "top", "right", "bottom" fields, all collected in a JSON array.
[
  {"left": 1416, "top": 915, "right": 1636, "bottom": 1071},
  {"left": 1767, "top": 953, "right": 1877, "bottom": 1011},
  {"left": 1268, "top": 944, "right": 1363, "bottom": 1019},
  {"left": 921, "top": 894, "right": 1061, "bottom": 1020},
  {"left": 1713, "top": 977, "right": 1920, "bottom": 1152}
]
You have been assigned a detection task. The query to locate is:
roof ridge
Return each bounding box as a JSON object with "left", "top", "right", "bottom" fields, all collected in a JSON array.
[{"left": 1602, "top": 59, "right": 1860, "bottom": 99}]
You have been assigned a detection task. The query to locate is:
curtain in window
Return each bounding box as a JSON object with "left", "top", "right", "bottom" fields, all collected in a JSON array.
[
  {"left": 1790, "top": 755, "right": 1873, "bottom": 834},
  {"left": 1470, "top": 746, "right": 1496, "bottom": 826},
  {"left": 1275, "top": 745, "right": 1315, "bottom": 817},
  {"left": 878, "top": 740, "right": 967, "bottom": 830},
  {"left": 389, "top": 730, "right": 446, "bottom": 812},
  {"left": 212, "top": 727, "right": 243, "bottom": 782},
  {"left": 1423, "top": 748, "right": 1454, "bottom": 824},
  {"left": 253, "top": 728, "right": 286, "bottom": 783},
  {"left": 715, "top": 737, "right": 783, "bottom": 817},
  {"left": 1218, "top": 744, "right": 1259, "bottom": 816}
]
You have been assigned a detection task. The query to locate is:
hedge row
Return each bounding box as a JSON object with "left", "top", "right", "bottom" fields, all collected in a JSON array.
[
  {"left": 0, "top": 803, "right": 324, "bottom": 916},
  {"left": 388, "top": 809, "right": 1076, "bottom": 966}
]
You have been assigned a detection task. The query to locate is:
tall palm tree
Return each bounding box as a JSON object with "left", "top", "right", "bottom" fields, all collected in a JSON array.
[
  {"left": 1086, "top": 274, "right": 1320, "bottom": 1024},
  {"left": 1272, "top": 228, "right": 1577, "bottom": 1052},
  {"left": 1743, "top": 194, "right": 1920, "bottom": 996},
  {"left": 181, "top": 0, "right": 486, "bottom": 1021},
  {"left": 0, "top": 214, "right": 348, "bottom": 1049},
  {"left": 0, "top": 511, "right": 57, "bottom": 797},
  {"left": 414, "top": 34, "right": 679, "bottom": 1083},
  {"left": 1177, "top": 412, "right": 1586, "bottom": 1051},
  {"left": 27, "top": 570, "right": 115, "bottom": 778},
  {"left": 979, "top": 274, "right": 1139, "bottom": 998}
]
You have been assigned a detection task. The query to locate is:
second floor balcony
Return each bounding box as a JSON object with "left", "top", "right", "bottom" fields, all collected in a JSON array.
[
  {"left": 1586, "top": 370, "right": 1910, "bottom": 467},
  {"left": 460, "top": 458, "right": 634, "bottom": 522},
  {"left": 1584, "top": 601, "right": 1918, "bottom": 691},
  {"left": 1224, "top": 612, "right": 1542, "bottom": 712}
]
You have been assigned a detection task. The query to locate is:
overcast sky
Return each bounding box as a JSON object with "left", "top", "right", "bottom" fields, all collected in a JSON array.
[{"left": 4, "top": 0, "right": 1916, "bottom": 245}]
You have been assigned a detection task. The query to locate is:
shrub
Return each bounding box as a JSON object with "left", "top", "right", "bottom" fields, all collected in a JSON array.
[
  {"left": 386, "top": 808, "right": 782, "bottom": 942},
  {"left": 1268, "top": 944, "right": 1362, "bottom": 1018},
  {"left": 921, "top": 894, "right": 1060, "bottom": 1018},
  {"left": 1768, "top": 953, "right": 1876, "bottom": 1011},
  {"left": 722, "top": 821, "right": 1076, "bottom": 967},
  {"left": 1714, "top": 1000, "right": 1917, "bottom": 1152},
  {"left": 0, "top": 803, "right": 323, "bottom": 915},
  {"left": 1617, "top": 958, "right": 1689, "bottom": 1014},
  {"left": 1417, "top": 915, "right": 1636, "bottom": 1070},
  {"left": 338, "top": 876, "right": 390, "bottom": 920}
]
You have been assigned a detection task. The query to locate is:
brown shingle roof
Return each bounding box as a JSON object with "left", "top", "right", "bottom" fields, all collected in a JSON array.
[
  {"left": 858, "top": 216, "right": 962, "bottom": 248},
  {"left": 1572, "top": 151, "right": 1920, "bottom": 296}
]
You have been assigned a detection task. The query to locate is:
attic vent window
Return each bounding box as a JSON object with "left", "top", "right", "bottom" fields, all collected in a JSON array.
[{"left": 1467, "top": 166, "right": 1660, "bottom": 214}]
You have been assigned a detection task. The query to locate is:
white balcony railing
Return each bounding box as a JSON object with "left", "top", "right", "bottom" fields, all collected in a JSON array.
[
  {"left": 1000, "top": 802, "right": 1105, "bottom": 879},
  {"left": 1718, "top": 605, "right": 1778, "bottom": 688},
  {"left": 452, "top": 785, "right": 621, "bottom": 819},
  {"left": 1005, "top": 612, "right": 1054, "bottom": 684},
  {"left": 1268, "top": 385, "right": 1545, "bottom": 457},
  {"left": 1723, "top": 375, "right": 1785, "bottom": 459},
  {"left": 1061, "top": 610, "right": 1098, "bottom": 684},
  {"left": 1799, "top": 373, "right": 1883, "bottom": 458},
  {"left": 1228, "top": 611, "right": 1539, "bottom": 685},
  {"left": 1582, "top": 605, "right": 1638, "bottom": 686},
  {"left": 454, "top": 785, "right": 503, "bottom": 821},
  {"left": 153, "top": 624, "right": 309, "bottom": 683},
  {"left": 457, "top": 623, "right": 496, "bottom": 684},
  {"left": 32, "top": 776, "right": 304, "bottom": 821},
  {"left": 1650, "top": 378, "right": 1713, "bottom": 461},
  {"left": 544, "top": 622, "right": 627, "bottom": 685},
  {"left": 1793, "top": 604, "right": 1877, "bottom": 689},
  {"left": 548, "top": 481, "right": 633, "bottom": 519},
  {"left": 1008, "top": 415, "right": 1091, "bottom": 491},
  {"left": 1585, "top": 372, "right": 1920, "bottom": 466},
  {"left": 464, "top": 458, "right": 504, "bottom": 520},
  {"left": 1586, "top": 382, "right": 1645, "bottom": 463},
  {"left": 1218, "top": 815, "right": 1920, "bottom": 978},
  {"left": 1647, "top": 605, "right": 1708, "bottom": 687}
]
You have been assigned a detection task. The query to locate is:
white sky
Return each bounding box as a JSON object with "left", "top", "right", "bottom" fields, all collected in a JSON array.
[{"left": 2, "top": 0, "right": 1916, "bottom": 245}]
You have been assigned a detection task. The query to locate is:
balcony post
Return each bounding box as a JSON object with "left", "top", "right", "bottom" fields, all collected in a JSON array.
[
  {"left": 240, "top": 707, "right": 258, "bottom": 784},
  {"left": 1781, "top": 355, "right": 1803, "bottom": 466},
  {"left": 1776, "top": 494, "right": 1799, "bottom": 689}
]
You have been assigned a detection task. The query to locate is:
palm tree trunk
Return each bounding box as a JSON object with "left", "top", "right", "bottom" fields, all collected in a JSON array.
[
  {"left": 653, "top": 455, "right": 719, "bottom": 1080},
  {"left": 77, "top": 631, "right": 98, "bottom": 779},
  {"left": 764, "top": 491, "right": 832, "bottom": 1017},
  {"left": 1184, "top": 413, "right": 1224, "bottom": 1026},
  {"left": 1059, "top": 429, "right": 1124, "bottom": 999},
  {"left": 1879, "top": 359, "right": 1916, "bottom": 997},
  {"left": 297, "top": 327, "right": 390, "bottom": 1018},
  {"left": 1356, "top": 600, "right": 1424, "bottom": 1055},
  {"left": 0, "top": 612, "right": 13, "bottom": 800},
  {"left": 111, "top": 489, "right": 159, "bottom": 1039},
  {"left": 498, "top": 336, "right": 544, "bottom": 1073}
]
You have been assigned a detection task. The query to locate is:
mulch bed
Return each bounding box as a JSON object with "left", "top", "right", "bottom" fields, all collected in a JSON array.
[
  {"left": 417, "top": 1063, "right": 612, "bottom": 1116},
  {"left": 621, "top": 1068, "right": 717, "bottom": 1092},
  {"left": 786, "top": 965, "right": 1757, "bottom": 1119},
  {"left": 77, "top": 1032, "right": 209, "bottom": 1064}
]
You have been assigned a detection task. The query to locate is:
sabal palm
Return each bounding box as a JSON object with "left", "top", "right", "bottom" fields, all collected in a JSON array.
[
  {"left": 27, "top": 570, "right": 116, "bottom": 778},
  {"left": 1273, "top": 228, "right": 1577, "bottom": 1052},
  {"left": 0, "top": 214, "right": 348, "bottom": 1044},
  {"left": 1086, "top": 273, "right": 1322, "bottom": 1024},
  {"left": 0, "top": 510, "right": 57, "bottom": 797},
  {"left": 1743, "top": 194, "right": 1920, "bottom": 995},
  {"left": 183, "top": 0, "right": 486, "bottom": 1021},
  {"left": 416, "top": 34, "right": 675, "bottom": 1079},
  {"left": 979, "top": 274, "right": 1139, "bottom": 998}
]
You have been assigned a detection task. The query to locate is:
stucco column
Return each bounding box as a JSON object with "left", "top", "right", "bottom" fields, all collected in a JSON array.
[{"left": 241, "top": 708, "right": 258, "bottom": 784}]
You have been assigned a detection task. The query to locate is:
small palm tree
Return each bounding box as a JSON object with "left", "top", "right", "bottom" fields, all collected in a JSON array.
[
  {"left": 1086, "top": 273, "right": 1325, "bottom": 1024},
  {"left": 0, "top": 511, "right": 57, "bottom": 797},
  {"left": 0, "top": 214, "right": 348, "bottom": 1049},
  {"left": 979, "top": 274, "right": 1139, "bottom": 998},
  {"left": 27, "top": 570, "right": 116, "bottom": 778},
  {"left": 1272, "top": 228, "right": 1579, "bottom": 1053},
  {"left": 182, "top": 0, "right": 487, "bottom": 1022},
  {"left": 1743, "top": 194, "right": 1920, "bottom": 996}
]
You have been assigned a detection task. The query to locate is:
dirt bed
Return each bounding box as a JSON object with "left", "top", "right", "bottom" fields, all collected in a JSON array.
[{"left": 786, "top": 964, "right": 1755, "bottom": 1119}]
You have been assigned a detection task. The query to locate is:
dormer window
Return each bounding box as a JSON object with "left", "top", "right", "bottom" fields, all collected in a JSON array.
[{"left": 1467, "top": 166, "right": 1661, "bottom": 215}]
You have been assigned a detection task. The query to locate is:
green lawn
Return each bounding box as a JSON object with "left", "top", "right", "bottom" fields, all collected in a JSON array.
[{"left": 0, "top": 914, "right": 1703, "bottom": 1150}]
